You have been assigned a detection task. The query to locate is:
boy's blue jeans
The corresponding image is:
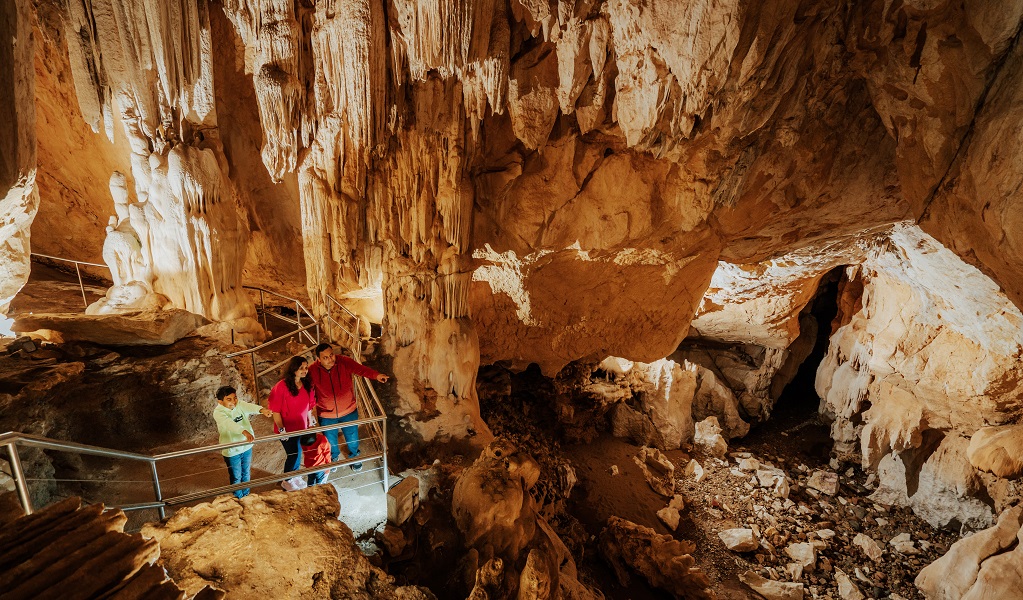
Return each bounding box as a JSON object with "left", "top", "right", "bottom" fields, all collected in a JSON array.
[
  {"left": 320, "top": 410, "right": 361, "bottom": 462},
  {"left": 224, "top": 449, "right": 253, "bottom": 499}
]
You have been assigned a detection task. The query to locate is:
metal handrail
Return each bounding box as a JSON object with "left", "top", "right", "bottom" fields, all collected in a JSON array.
[
  {"left": 29, "top": 253, "right": 111, "bottom": 308},
  {"left": 1, "top": 412, "right": 388, "bottom": 519}
]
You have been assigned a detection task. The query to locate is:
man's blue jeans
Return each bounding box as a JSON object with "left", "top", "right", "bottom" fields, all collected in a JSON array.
[
  {"left": 224, "top": 449, "right": 252, "bottom": 499},
  {"left": 320, "top": 411, "right": 360, "bottom": 462}
]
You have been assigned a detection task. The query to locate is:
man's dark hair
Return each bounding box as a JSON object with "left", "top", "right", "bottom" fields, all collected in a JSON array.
[
  {"left": 314, "top": 343, "right": 333, "bottom": 357},
  {"left": 215, "top": 386, "right": 236, "bottom": 401},
  {"left": 299, "top": 434, "right": 318, "bottom": 447}
]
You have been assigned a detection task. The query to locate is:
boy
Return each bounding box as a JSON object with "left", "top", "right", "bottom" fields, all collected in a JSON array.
[
  {"left": 299, "top": 433, "right": 332, "bottom": 486},
  {"left": 213, "top": 385, "right": 272, "bottom": 498}
]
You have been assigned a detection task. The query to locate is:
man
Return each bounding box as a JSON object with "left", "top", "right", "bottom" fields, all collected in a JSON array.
[
  {"left": 212, "top": 385, "right": 272, "bottom": 498},
  {"left": 308, "top": 343, "right": 389, "bottom": 472}
]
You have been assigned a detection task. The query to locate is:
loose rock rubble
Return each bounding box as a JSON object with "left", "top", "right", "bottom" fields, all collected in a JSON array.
[{"left": 679, "top": 444, "right": 959, "bottom": 599}]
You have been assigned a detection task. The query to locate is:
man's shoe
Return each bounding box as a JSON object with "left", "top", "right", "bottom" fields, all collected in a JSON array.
[{"left": 351, "top": 462, "right": 363, "bottom": 473}]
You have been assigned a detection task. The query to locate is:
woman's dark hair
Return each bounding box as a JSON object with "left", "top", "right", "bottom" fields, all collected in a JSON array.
[{"left": 282, "top": 356, "right": 311, "bottom": 396}]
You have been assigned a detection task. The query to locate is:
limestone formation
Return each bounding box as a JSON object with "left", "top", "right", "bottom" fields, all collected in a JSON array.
[
  {"left": 916, "top": 504, "right": 1023, "bottom": 600},
  {"left": 694, "top": 417, "right": 727, "bottom": 458},
  {"left": 967, "top": 425, "right": 1023, "bottom": 479},
  {"left": 738, "top": 571, "right": 804, "bottom": 600},
  {"left": 142, "top": 486, "right": 435, "bottom": 599},
  {"left": 718, "top": 528, "right": 758, "bottom": 553},
  {"left": 60, "top": 0, "right": 262, "bottom": 342},
  {"left": 0, "top": 0, "right": 39, "bottom": 338},
  {"left": 817, "top": 224, "right": 1023, "bottom": 528},
  {"left": 452, "top": 439, "right": 541, "bottom": 559},
  {"left": 599, "top": 516, "right": 714, "bottom": 600},
  {"left": 13, "top": 309, "right": 208, "bottom": 346}
]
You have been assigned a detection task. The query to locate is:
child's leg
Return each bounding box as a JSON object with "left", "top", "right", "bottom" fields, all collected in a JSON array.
[
  {"left": 224, "top": 453, "right": 244, "bottom": 499},
  {"left": 239, "top": 449, "right": 252, "bottom": 498},
  {"left": 307, "top": 469, "right": 328, "bottom": 486}
]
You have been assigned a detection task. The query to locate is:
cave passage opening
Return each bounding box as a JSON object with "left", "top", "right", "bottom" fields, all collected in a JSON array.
[{"left": 772, "top": 265, "right": 846, "bottom": 420}]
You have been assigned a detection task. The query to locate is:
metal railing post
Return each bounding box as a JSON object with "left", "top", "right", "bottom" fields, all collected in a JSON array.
[
  {"left": 295, "top": 300, "right": 301, "bottom": 333},
  {"left": 315, "top": 320, "right": 320, "bottom": 345},
  {"left": 149, "top": 461, "right": 165, "bottom": 520},
  {"left": 382, "top": 421, "right": 389, "bottom": 492},
  {"left": 259, "top": 289, "right": 266, "bottom": 330},
  {"left": 75, "top": 263, "right": 88, "bottom": 308},
  {"left": 251, "top": 353, "right": 259, "bottom": 400},
  {"left": 5, "top": 443, "right": 33, "bottom": 515}
]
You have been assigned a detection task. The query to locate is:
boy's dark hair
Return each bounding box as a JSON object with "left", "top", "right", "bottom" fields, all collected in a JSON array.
[
  {"left": 314, "top": 343, "right": 333, "bottom": 357},
  {"left": 215, "top": 386, "right": 236, "bottom": 401},
  {"left": 299, "top": 434, "right": 318, "bottom": 447}
]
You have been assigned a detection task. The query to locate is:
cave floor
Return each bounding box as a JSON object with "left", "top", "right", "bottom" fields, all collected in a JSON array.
[{"left": 483, "top": 391, "right": 960, "bottom": 600}]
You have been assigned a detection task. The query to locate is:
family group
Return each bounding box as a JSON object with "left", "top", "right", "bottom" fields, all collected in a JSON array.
[{"left": 211, "top": 342, "right": 389, "bottom": 498}]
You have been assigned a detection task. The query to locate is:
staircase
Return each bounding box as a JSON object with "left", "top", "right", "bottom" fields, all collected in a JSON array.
[{"left": 0, "top": 496, "right": 222, "bottom": 600}]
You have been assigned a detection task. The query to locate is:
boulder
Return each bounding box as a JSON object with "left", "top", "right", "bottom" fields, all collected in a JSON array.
[
  {"left": 852, "top": 533, "right": 883, "bottom": 562},
  {"left": 632, "top": 446, "right": 676, "bottom": 497},
  {"left": 834, "top": 569, "right": 865, "bottom": 600},
  {"left": 142, "top": 486, "right": 435, "bottom": 598},
  {"left": 784, "top": 542, "right": 816, "bottom": 570},
  {"left": 599, "top": 516, "right": 713, "bottom": 600},
  {"left": 738, "top": 571, "right": 804, "bottom": 600},
  {"left": 967, "top": 425, "right": 1023, "bottom": 479},
  {"left": 806, "top": 471, "right": 838, "bottom": 496},
  {"left": 13, "top": 309, "right": 208, "bottom": 346},
  {"left": 718, "top": 528, "right": 759, "bottom": 553},
  {"left": 452, "top": 439, "right": 541, "bottom": 560},
  {"left": 694, "top": 417, "right": 727, "bottom": 458},
  {"left": 916, "top": 504, "right": 1023, "bottom": 599}
]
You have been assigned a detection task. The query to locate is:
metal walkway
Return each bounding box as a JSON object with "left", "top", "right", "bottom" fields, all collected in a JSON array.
[{"left": 3, "top": 267, "right": 389, "bottom": 522}]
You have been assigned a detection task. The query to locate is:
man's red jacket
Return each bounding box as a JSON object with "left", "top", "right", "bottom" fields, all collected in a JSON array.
[{"left": 308, "top": 356, "right": 380, "bottom": 418}]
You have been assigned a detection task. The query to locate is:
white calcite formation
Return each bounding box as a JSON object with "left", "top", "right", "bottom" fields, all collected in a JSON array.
[
  {"left": 12, "top": 0, "right": 1023, "bottom": 478},
  {"left": 817, "top": 223, "right": 1023, "bottom": 530},
  {"left": 60, "top": 0, "right": 261, "bottom": 342},
  {"left": 0, "top": 0, "right": 39, "bottom": 337},
  {"left": 916, "top": 504, "right": 1023, "bottom": 600}
]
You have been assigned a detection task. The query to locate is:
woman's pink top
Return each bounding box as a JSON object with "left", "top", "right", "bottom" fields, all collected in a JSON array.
[{"left": 267, "top": 380, "right": 316, "bottom": 434}]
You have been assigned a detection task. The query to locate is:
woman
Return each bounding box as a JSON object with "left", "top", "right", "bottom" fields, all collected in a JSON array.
[{"left": 268, "top": 356, "right": 317, "bottom": 474}]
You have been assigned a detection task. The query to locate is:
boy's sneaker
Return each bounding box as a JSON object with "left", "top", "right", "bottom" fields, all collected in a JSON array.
[{"left": 350, "top": 462, "right": 363, "bottom": 473}]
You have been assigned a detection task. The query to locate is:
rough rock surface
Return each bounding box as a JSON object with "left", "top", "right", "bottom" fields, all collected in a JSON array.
[
  {"left": 17, "top": 0, "right": 1023, "bottom": 447},
  {"left": 452, "top": 439, "right": 541, "bottom": 559},
  {"left": 13, "top": 309, "right": 208, "bottom": 346},
  {"left": 739, "top": 571, "right": 804, "bottom": 600},
  {"left": 817, "top": 224, "right": 1023, "bottom": 528},
  {"left": 967, "top": 425, "right": 1023, "bottom": 479},
  {"left": 0, "top": 0, "right": 38, "bottom": 335},
  {"left": 143, "top": 486, "right": 435, "bottom": 599},
  {"left": 599, "top": 516, "right": 714, "bottom": 600},
  {"left": 915, "top": 504, "right": 1023, "bottom": 600}
]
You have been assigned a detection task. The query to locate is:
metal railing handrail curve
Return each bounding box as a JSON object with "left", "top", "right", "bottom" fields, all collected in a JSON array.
[
  {"left": 29, "top": 252, "right": 112, "bottom": 308},
  {"left": 1, "top": 412, "right": 389, "bottom": 520}
]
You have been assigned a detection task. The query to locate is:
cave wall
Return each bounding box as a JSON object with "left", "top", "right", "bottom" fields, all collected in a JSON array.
[
  {"left": 0, "top": 0, "right": 39, "bottom": 333},
  {"left": 12, "top": 0, "right": 1023, "bottom": 447}
]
